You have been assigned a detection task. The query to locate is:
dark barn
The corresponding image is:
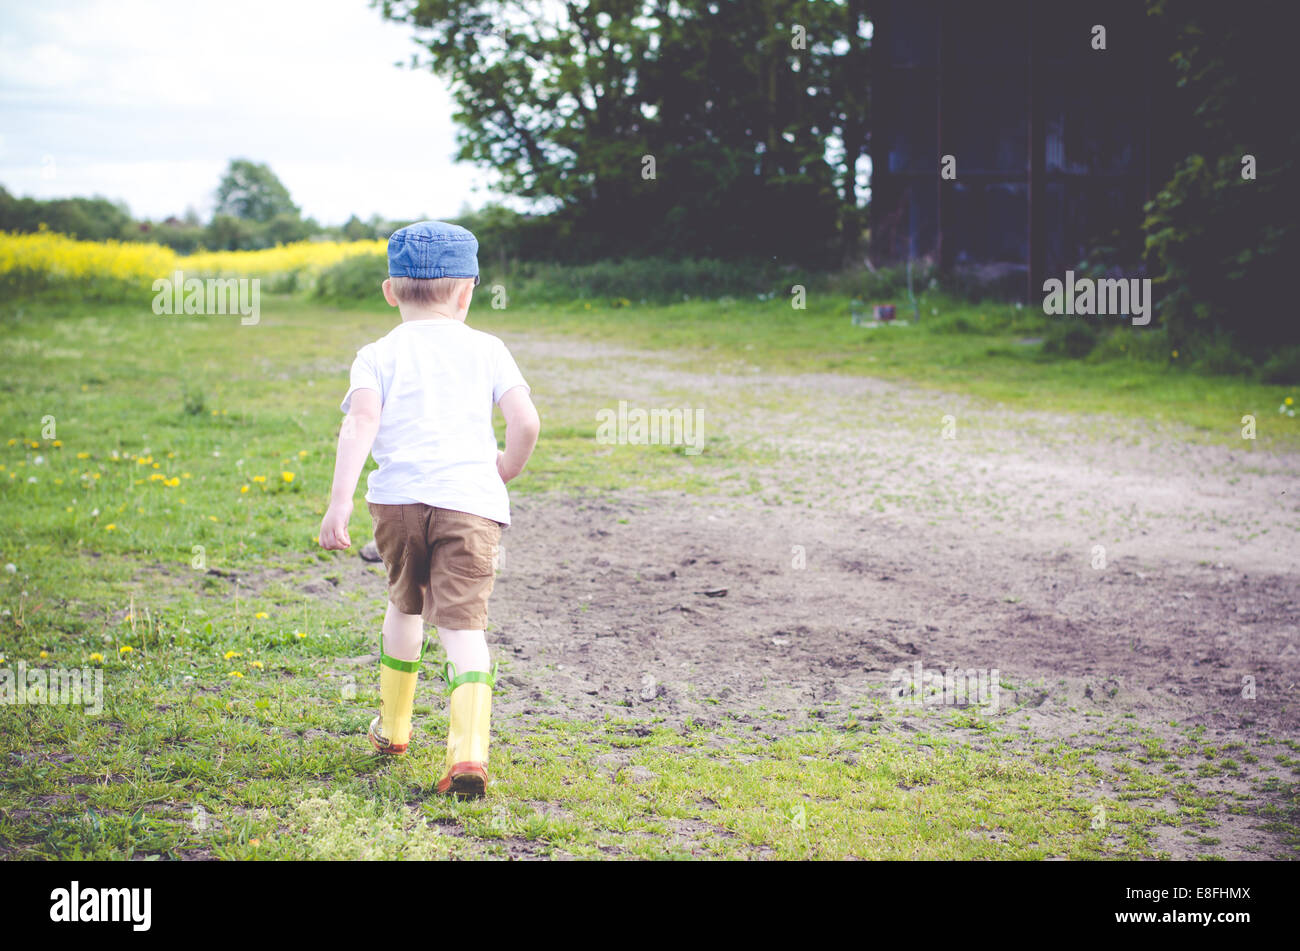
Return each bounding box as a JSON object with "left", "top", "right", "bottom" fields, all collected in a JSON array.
[{"left": 869, "top": 0, "right": 1158, "bottom": 301}]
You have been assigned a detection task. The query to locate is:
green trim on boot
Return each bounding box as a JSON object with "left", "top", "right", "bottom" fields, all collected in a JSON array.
[
  {"left": 381, "top": 651, "right": 422, "bottom": 674},
  {"left": 442, "top": 659, "right": 499, "bottom": 695}
]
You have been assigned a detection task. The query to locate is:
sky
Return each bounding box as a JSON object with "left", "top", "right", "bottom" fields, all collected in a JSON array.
[{"left": 0, "top": 0, "right": 499, "bottom": 224}]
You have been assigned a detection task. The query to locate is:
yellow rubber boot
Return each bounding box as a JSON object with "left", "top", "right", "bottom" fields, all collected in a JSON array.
[
  {"left": 368, "top": 650, "right": 421, "bottom": 755},
  {"left": 436, "top": 660, "right": 498, "bottom": 798}
]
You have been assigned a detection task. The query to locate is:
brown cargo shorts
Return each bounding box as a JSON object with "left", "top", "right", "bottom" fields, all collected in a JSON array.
[{"left": 366, "top": 502, "right": 503, "bottom": 629}]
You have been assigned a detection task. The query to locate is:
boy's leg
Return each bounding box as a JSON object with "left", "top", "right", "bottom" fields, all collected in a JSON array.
[
  {"left": 383, "top": 600, "right": 424, "bottom": 661},
  {"left": 436, "top": 627, "right": 489, "bottom": 674},
  {"left": 375, "top": 602, "right": 424, "bottom": 752},
  {"left": 427, "top": 509, "right": 502, "bottom": 797},
  {"left": 366, "top": 502, "right": 432, "bottom": 755}
]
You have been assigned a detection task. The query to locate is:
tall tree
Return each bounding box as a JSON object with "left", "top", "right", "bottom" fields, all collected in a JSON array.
[
  {"left": 214, "top": 159, "right": 300, "bottom": 223},
  {"left": 375, "top": 0, "right": 869, "bottom": 265},
  {"left": 1143, "top": 0, "right": 1300, "bottom": 359}
]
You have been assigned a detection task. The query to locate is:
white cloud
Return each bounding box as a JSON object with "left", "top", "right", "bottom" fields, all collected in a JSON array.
[{"left": 0, "top": 0, "right": 502, "bottom": 223}]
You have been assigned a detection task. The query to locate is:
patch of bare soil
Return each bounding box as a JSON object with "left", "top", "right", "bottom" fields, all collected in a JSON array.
[{"left": 251, "top": 336, "right": 1298, "bottom": 858}]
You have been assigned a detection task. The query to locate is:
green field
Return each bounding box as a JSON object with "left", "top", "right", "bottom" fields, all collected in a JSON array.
[{"left": 1, "top": 294, "right": 1295, "bottom": 859}]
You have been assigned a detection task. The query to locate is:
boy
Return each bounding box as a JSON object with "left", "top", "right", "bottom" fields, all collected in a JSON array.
[{"left": 318, "top": 220, "right": 540, "bottom": 799}]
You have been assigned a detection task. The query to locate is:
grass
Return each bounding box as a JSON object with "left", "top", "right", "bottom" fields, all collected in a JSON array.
[
  {"left": 0, "top": 292, "right": 1294, "bottom": 859},
  {"left": 5, "top": 700, "right": 1168, "bottom": 860},
  {"left": 457, "top": 290, "right": 1298, "bottom": 450}
]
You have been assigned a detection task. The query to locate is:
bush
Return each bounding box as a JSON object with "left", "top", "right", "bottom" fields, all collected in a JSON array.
[
  {"left": 483, "top": 256, "right": 793, "bottom": 304},
  {"left": 1041, "top": 319, "right": 1100, "bottom": 359},
  {"left": 311, "top": 251, "right": 386, "bottom": 301},
  {"left": 1191, "top": 333, "right": 1258, "bottom": 377},
  {"left": 1260, "top": 347, "right": 1300, "bottom": 385},
  {"left": 1143, "top": 0, "right": 1300, "bottom": 360}
]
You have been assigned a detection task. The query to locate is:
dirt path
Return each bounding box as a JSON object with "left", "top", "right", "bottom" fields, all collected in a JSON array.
[{"left": 320, "top": 334, "right": 1298, "bottom": 858}]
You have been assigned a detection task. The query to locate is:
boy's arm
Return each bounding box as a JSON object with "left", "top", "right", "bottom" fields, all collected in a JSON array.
[
  {"left": 319, "top": 388, "right": 382, "bottom": 549},
  {"left": 496, "top": 385, "right": 540, "bottom": 483}
]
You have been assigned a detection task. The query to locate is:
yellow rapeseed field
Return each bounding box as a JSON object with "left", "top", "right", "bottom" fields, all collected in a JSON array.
[
  {"left": 0, "top": 229, "right": 176, "bottom": 283},
  {"left": 181, "top": 239, "right": 386, "bottom": 279},
  {"left": 0, "top": 229, "right": 385, "bottom": 289}
]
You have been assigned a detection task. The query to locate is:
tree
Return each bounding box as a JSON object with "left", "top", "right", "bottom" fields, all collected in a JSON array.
[
  {"left": 214, "top": 159, "right": 300, "bottom": 223},
  {"left": 1143, "top": 0, "right": 1300, "bottom": 362},
  {"left": 0, "top": 187, "right": 134, "bottom": 241},
  {"left": 374, "top": 0, "right": 870, "bottom": 265},
  {"left": 203, "top": 214, "right": 256, "bottom": 252},
  {"left": 341, "top": 215, "right": 372, "bottom": 241}
]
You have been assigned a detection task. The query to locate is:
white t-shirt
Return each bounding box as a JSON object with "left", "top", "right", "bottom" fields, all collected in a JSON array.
[{"left": 340, "top": 319, "right": 529, "bottom": 525}]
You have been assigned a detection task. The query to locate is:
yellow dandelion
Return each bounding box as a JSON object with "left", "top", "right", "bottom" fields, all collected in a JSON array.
[
  {"left": 240, "top": 485, "right": 249, "bottom": 494},
  {"left": 6, "top": 439, "right": 15, "bottom": 446},
  {"left": 1287, "top": 397, "right": 1294, "bottom": 406},
  {"left": 119, "top": 645, "right": 133, "bottom": 654},
  {"left": 105, "top": 523, "right": 116, "bottom": 531},
  {"left": 229, "top": 670, "right": 244, "bottom": 678},
  {"left": 89, "top": 652, "right": 104, "bottom": 663},
  {"left": 254, "top": 611, "right": 268, "bottom": 619},
  {"left": 52, "top": 440, "right": 62, "bottom": 448},
  {"left": 1171, "top": 350, "right": 1179, "bottom": 358},
  {"left": 39, "top": 650, "right": 49, "bottom": 659},
  {"left": 298, "top": 450, "right": 308, "bottom": 458},
  {"left": 76, "top": 452, "right": 89, "bottom": 459},
  {"left": 294, "top": 631, "right": 306, "bottom": 639},
  {"left": 208, "top": 515, "right": 218, "bottom": 522},
  {"left": 165, "top": 477, "right": 180, "bottom": 487},
  {"left": 224, "top": 650, "right": 243, "bottom": 659},
  {"left": 281, "top": 471, "right": 295, "bottom": 483},
  {"left": 252, "top": 475, "right": 266, "bottom": 483},
  {"left": 251, "top": 661, "right": 263, "bottom": 669}
]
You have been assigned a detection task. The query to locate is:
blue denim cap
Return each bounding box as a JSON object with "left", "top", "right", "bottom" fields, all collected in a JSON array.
[{"left": 387, "top": 220, "right": 480, "bottom": 285}]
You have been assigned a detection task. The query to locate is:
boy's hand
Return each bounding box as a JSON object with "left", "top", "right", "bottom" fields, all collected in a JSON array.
[
  {"left": 321, "top": 389, "right": 379, "bottom": 551},
  {"left": 319, "top": 501, "right": 353, "bottom": 550}
]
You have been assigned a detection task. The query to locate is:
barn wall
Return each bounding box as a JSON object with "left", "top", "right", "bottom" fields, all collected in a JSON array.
[{"left": 870, "top": 0, "right": 1152, "bottom": 300}]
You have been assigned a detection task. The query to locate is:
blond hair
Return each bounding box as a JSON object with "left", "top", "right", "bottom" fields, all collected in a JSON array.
[{"left": 388, "top": 276, "right": 473, "bottom": 307}]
